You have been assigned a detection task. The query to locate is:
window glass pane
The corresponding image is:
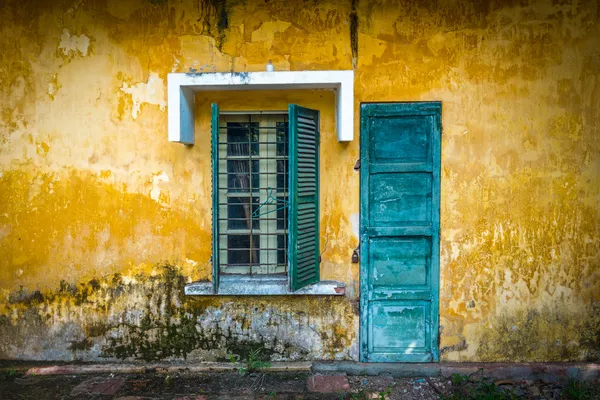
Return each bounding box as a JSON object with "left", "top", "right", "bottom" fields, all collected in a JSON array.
[
  {"left": 227, "top": 234, "right": 260, "bottom": 265},
  {"left": 277, "top": 234, "right": 287, "bottom": 265},
  {"left": 276, "top": 122, "right": 288, "bottom": 156},
  {"left": 276, "top": 160, "right": 288, "bottom": 193},
  {"left": 219, "top": 114, "right": 290, "bottom": 276},
  {"left": 276, "top": 122, "right": 289, "bottom": 193},
  {"left": 277, "top": 196, "right": 288, "bottom": 230},
  {"left": 227, "top": 197, "right": 259, "bottom": 230},
  {"left": 227, "top": 160, "right": 260, "bottom": 192},
  {"left": 227, "top": 122, "right": 259, "bottom": 156}
]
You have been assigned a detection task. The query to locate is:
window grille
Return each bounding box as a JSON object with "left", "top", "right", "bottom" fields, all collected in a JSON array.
[{"left": 217, "top": 114, "right": 289, "bottom": 275}]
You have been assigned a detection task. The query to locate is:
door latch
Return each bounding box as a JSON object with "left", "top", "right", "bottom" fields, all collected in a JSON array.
[
  {"left": 351, "top": 246, "right": 360, "bottom": 263},
  {"left": 354, "top": 159, "right": 361, "bottom": 170}
]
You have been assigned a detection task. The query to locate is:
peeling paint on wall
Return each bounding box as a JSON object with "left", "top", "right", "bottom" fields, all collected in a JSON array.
[
  {"left": 150, "top": 171, "right": 170, "bottom": 205},
  {"left": 120, "top": 72, "right": 167, "bottom": 119},
  {"left": 58, "top": 29, "right": 90, "bottom": 57},
  {"left": 349, "top": 213, "right": 359, "bottom": 239}
]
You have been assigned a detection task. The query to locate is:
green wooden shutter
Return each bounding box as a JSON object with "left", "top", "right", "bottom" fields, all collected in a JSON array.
[
  {"left": 288, "top": 104, "right": 320, "bottom": 291},
  {"left": 211, "top": 103, "right": 220, "bottom": 293}
]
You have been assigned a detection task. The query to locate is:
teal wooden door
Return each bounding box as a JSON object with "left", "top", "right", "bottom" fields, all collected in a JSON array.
[{"left": 360, "top": 102, "right": 441, "bottom": 362}]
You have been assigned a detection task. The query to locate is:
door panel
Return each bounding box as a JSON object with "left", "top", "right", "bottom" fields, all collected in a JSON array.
[
  {"left": 369, "top": 237, "right": 431, "bottom": 288},
  {"left": 369, "top": 173, "right": 432, "bottom": 226},
  {"left": 370, "top": 301, "right": 431, "bottom": 350},
  {"left": 370, "top": 116, "right": 432, "bottom": 163},
  {"left": 360, "top": 102, "right": 441, "bottom": 363}
]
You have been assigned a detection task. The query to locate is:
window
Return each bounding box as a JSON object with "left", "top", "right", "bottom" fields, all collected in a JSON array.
[
  {"left": 217, "top": 114, "right": 289, "bottom": 275},
  {"left": 211, "top": 104, "right": 320, "bottom": 292}
]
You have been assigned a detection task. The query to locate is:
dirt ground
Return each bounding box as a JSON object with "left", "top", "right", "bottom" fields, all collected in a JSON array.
[{"left": 1, "top": 369, "right": 599, "bottom": 400}]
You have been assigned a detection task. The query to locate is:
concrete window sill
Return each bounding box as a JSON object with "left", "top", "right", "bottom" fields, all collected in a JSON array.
[{"left": 185, "top": 276, "right": 346, "bottom": 296}]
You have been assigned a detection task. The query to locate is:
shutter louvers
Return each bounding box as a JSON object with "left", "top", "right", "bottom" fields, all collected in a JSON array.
[
  {"left": 288, "top": 105, "right": 320, "bottom": 291},
  {"left": 211, "top": 103, "right": 220, "bottom": 293}
]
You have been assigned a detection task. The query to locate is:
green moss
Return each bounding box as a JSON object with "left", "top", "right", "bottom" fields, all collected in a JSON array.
[
  {"left": 103, "top": 311, "right": 200, "bottom": 360},
  {"left": 8, "top": 289, "right": 45, "bottom": 307},
  {"left": 1, "top": 264, "right": 353, "bottom": 362},
  {"left": 99, "top": 265, "right": 314, "bottom": 362},
  {"left": 69, "top": 338, "right": 93, "bottom": 351},
  {"left": 85, "top": 323, "right": 109, "bottom": 338},
  {"left": 476, "top": 304, "right": 600, "bottom": 362},
  {"left": 103, "top": 266, "right": 307, "bottom": 361},
  {"left": 580, "top": 303, "right": 600, "bottom": 361}
]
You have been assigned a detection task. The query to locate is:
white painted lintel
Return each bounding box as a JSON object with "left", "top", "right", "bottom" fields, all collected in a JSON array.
[{"left": 168, "top": 70, "right": 354, "bottom": 144}]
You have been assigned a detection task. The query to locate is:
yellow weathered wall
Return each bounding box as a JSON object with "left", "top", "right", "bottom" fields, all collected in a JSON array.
[{"left": 0, "top": 0, "right": 598, "bottom": 362}]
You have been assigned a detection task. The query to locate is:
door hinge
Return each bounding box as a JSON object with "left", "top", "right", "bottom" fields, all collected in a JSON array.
[{"left": 353, "top": 159, "right": 361, "bottom": 170}]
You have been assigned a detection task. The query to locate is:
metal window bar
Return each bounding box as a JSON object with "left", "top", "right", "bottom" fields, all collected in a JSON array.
[
  {"left": 218, "top": 233, "right": 288, "bottom": 236},
  {"left": 218, "top": 114, "right": 289, "bottom": 276}
]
